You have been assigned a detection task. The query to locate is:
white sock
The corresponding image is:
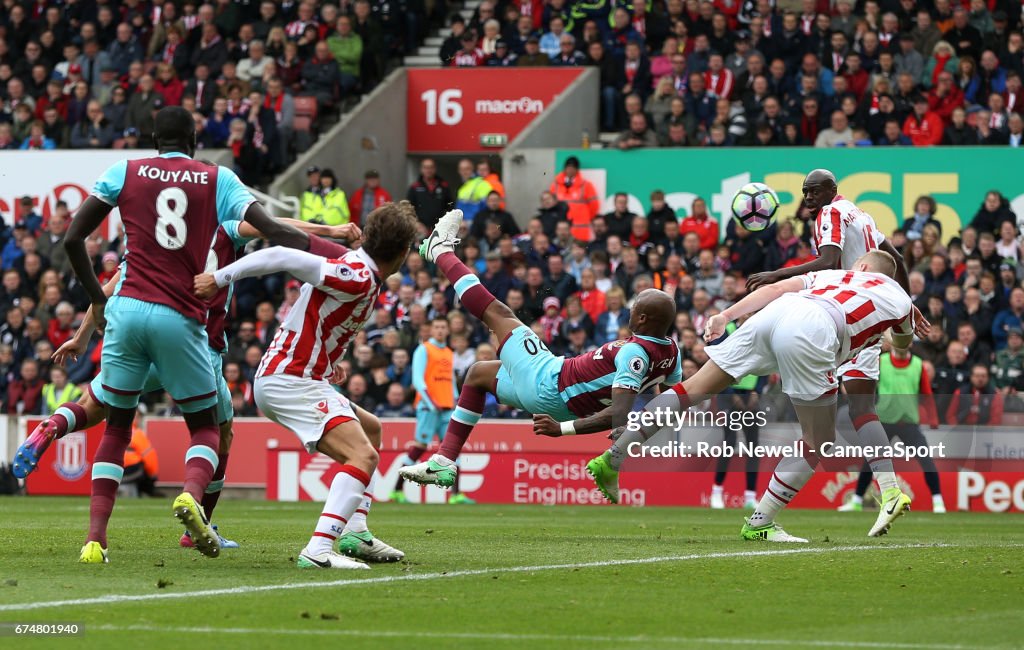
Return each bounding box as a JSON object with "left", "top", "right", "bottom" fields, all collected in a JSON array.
[
  {"left": 849, "top": 494, "right": 864, "bottom": 505},
  {"left": 748, "top": 457, "right": 814, "bottom": 527},
  {"left": 932, "top": 494, "right": 945, "bottom": 506},
  {"left": 743, "top": 489, "right": 756, "bottom": 503},
  {"left": 854, "top": 418, "right": 898, "bottom": 492},
  {"left": 306, "top": 469, "right": 368, "bottom": 554},
  {"left": 712, "top": 484, "right": 724, "bottom": 495},
  {"left": 343, "top": 472, "right": 377, "bottom": 535},
  {"left": 608, "top": 427, "right": 644, "bottom": 470},
  {"left": 432, "top": 453, "right": 455, "bottom": 466}
]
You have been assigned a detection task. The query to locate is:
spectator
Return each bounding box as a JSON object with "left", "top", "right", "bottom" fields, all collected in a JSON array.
[
  {"left": 595, "top": 287, "right": 629, "bottom": 345},
  {"left": 944, "top": 106, "right": 979, "bottom": 144},
  {"left": 302, "top": 40, "right": 348, "bottom": 108},
  {"left": 70, "top": 100, "right": 115, "bottom": 149},
  {"left": 375, "top": 382, "right": 415, "bottom": 417},
  {"left": 971, "top": 191, "right": 1016, "bottom": 235},
  {"left": 19, "top": 120, "right": 56, "bottom": 150},
  {"left": 6, "top": 358, "right": 43, "bottom": 415},
  {"left": 614, "top": 112, "right": 659, "bottom": 149},
  {"left": 41, "top": 365, "right": 82, "bottom": 416},
  {"left": 993, "top": 288, "right": 1024, "bottom": 349},
  {"left": 948, "top": 7, "right": 984, "bottom": 60},
  {"left": 407, "top": 158, "right": 453, "bottom": 230},
  {"left": 455, "top": 158, "right": 493, "bottom": 225},
  {"left": 1008, "top": 112, "right": 1024, "bottom": 146},
  {"left": 327, "top": 16, "right": 363, "bottom": 84},
  {"left": 878, "top": 118, "right": 913, "bottom": 145},
  {"left": 473, "top": 193, "right": 520, "bottom": 240},
  {"left": 903, "top": 95, "right": 945, "bottom": 145},
  {"left": 549, "top": 156, "right": 600, "bottom": 242},
  {"left": 947, "top": 364, "right": 1003, "bottom": 424},
  {"left": 992, "top": 327, "right": 1024, "bottom": 392},
  {"left": 517, "top": 35, "right": 549, "bottom": 66},
  {"left": 923, "top": 41, "right": 959, "bottom": 89},
  {"left": 348, "top": 170, "right": 392, "bottom": 226},
  {"left": 815, "top": 110, "right": 854, "bottom": 147},
  {"left": 679, "top": 197, "right": 719, "bottom": 251}
]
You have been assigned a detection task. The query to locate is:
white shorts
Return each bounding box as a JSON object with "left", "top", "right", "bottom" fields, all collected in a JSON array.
[
  {"left": 706, "top": 294, "right": 841, "bottom": 401},
  {"left": 255, "top": 374, "right": 357, "bottom": 453},
  {"left": 838, "top": 341, "right": 881, "bottom": 381}
]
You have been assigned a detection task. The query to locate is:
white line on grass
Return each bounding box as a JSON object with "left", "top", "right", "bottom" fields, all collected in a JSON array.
[
  {"left": 0, "top": 543, "right": 945, "bottom": 613},
  {"left": 90, "top": 624, "right": 989, "bottom": 650}
]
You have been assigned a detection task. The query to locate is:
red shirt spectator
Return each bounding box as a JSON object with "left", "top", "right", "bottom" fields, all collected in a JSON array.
[
  {"left": 903, "top": 97, "right": 944, "bottom": 145},
  {"left": 348, "top": 171, "right": 393, "bottom": 226},
  {"left": 703, "top": 54, "right": 734, "bottom": 100},
  {"left": 679, "top": 198, "right": 719, "bottom": 250},
  {"left": 927, "top": 73, "right": 965, "bottom": 126},
  {"left": 6, "top": 360, "right": 43, "bottom": 415}
]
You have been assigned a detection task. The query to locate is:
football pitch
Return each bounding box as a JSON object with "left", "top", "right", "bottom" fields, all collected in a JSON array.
[{"left": 0, "top": 497, "right": 1020, "bottom": 650}]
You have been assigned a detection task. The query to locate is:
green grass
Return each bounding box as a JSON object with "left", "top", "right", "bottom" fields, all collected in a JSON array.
[{"left": 0, "top": 497, "right": 1021, "bottom": 650}]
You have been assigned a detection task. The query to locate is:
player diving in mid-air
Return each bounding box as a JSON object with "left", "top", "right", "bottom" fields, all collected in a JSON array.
[
  {"left": 59, "top": 106, "right": 313, "bottom": 563},
  {"left": 742, "top": 169, "right": 929, "bottom": 533},
  {"left": 14, "top": 217, "right": 362, "bottom": 551},
  {"left": 398, "top": 209, "right": 683, "bottom": 489},
  {"left": 194, "top": 201, "right": 420, "bottom": 569},
  {"left": 588, "top": 250, "right": 916, "bottom": 541}
]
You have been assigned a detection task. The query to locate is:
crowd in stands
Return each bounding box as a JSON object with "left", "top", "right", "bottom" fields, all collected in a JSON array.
[
  {"left": 0, "top": 0, "right": 438, "bottom": 186},
  {"left": 442, "top": 0, "right": 1024, "bottom": 147},
  {"left": 0, "top": 151, "right": 1017, "bottom": 428}
]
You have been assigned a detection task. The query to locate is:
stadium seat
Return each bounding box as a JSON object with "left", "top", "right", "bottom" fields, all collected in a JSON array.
[
  {"left": 293, "top": 115, "right": 313, "bottom": 134},
  {"left": 294, "top": 96, "right": 318, "bottom": 123}
]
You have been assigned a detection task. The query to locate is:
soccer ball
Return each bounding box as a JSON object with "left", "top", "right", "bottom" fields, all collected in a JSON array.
[{"left": 731, "top": 182, "right": 780, "bottom": 232}]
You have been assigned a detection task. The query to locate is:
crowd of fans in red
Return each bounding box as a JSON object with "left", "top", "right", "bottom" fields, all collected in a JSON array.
[{"left": 442, "top": 0, "right": 1024, "bottom": 146}]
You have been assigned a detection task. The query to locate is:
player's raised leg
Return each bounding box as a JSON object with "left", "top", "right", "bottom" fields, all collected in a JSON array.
[
  {"left": 400, "top": 360, "right": 500, "bottom": 488},
  {"left": 13, "top": 394, "right": 99, "bottom": 479},
  {"left": 420, "top": 209, "right": 524, "bottom": 348},
  {"left": 337, "top": 406, "right": 404, "bottom": 563}
]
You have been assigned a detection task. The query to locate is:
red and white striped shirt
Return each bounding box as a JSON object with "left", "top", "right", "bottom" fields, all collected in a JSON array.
[
  {"left": 258, "top": 247, "right": 381, "bottom": 381},
  {"left": 799, "top": 270, "right": 913, "bottom": 365},
  {"left": 704, "top": 68, "right": 735, "bottom": 100},
  {"left": 813, "top": 195, "right": 884, "bottom": 270}
]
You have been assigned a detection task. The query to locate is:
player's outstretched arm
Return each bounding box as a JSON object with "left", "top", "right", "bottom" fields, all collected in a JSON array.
[
  {"left": 195, "top": 246, "right": 325, "bottom": 299},
  {"left": 747, "top": 245, "right": 842, "bottom": 291},
  {"left": 65, "top": 196, "right": 114, "bottom": 331},
  {"left": 534, "top": 388, "right": 637, "bottom": 436},
  {"left": 237, "top": 218, "right": 362, "bottom": 248},
  {"left": 241, "top": 202, "right": 310, "bottom": 250},
  {"left": 705, "top": 276, "right": 806, "bottom": 342}
]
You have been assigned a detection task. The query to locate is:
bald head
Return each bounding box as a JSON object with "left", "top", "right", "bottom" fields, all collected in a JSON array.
[
  {"left": 802, "top": 168, "right": 838, "bottom": 212},
  {"left": 630, "top": 289, "right": 677, "bottom": 337}
]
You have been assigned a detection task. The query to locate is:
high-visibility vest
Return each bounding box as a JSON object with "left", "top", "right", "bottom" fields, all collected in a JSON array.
[
  {"left": 877, "top": 354, "right": 922, "bottom": 424},
  {"left": 123, "top": 427, "right": 159, "bottom": 477},
  {"left": 416, "top": 341, "right": 455, "bottom": 410},
  {"left": 42, "top": 383, "right": 82, "bottom": 415}
]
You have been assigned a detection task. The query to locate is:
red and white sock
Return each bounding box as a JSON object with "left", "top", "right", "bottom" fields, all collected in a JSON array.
[
  {"left": 748, "top": 457, "right": 814, "bottom": 527},
  {"left": 306, "top": 465, "right": 370, "bottom": 555},
  {"left": 343, "top": 471, "right": 376, "bottom": 534},
  {"left": 853, "top": 414, "right": 898, "bottom": 492}
]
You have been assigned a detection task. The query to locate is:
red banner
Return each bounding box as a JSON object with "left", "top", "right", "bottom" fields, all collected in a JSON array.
[
  {"left": 23, "top": 420, "right": 104, "bottom": 495},
  {"left": 406, "top": 68, "right": 584, "bottom": 152}
]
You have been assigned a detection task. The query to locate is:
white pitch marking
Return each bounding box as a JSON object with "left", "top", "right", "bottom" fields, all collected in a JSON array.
[
  {"left": 89, "top": 624, "right": 989, "bottom": 650},
  {"left": 0, "top": 544, "right": 946, "bottom": 613}
]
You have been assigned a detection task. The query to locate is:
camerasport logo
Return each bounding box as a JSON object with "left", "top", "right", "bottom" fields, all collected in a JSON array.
[{"left": 407, "top": 68, "right": 584, "bottom": 152}]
